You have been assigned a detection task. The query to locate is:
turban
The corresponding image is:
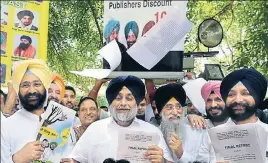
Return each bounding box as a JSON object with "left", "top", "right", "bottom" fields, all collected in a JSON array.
[
  {"left": 201, "top": 81, "right": 222, "bottom": 103},
  {"left": 183, "top": 78, "right": 207, "bottom": 114},
  {"left": 11, "top": 59, "right": 52, "bottom": 94},
  {"left": 220, "top": 68, "right": 267, "bottom": 107},
  {"left": 0, "top": 32, "right": 5, "bottom": 45},
  {"left": 154, "top": 84, "right": 186, "bottom": 114},
  {"left": 20, "top": 35, "right": 32, "bottom": 44},
  {"left": 142, "top": 21, "right": 155, "bottom": 36},
  {"left": 17, "top": 10, "right": 34, "bottom": 20},
  {"left": 106, "top": 75, "right": 145, "bottom": 105},
  {"left": 124, "top": 21, "right": 139, "bottom": 39},
  {"left": 51, "top": 72, "right": 65, "bottom": 99},
  {"left": 104, "top": 19, "right": 120, "bottom": 39}
]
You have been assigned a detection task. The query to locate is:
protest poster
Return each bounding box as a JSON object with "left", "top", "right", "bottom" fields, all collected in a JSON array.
[
  {"left": 103, "top": 0, "right": 191, "bottom": 72},
  {"left": 1, "top": 1, "right": 49, "bottom": 87},
  {"left": 34, "top": 101, "right": 76, "bottom": 163},
  {"left": 208, "top": 123, "right": 267, "bottom": 163},
  {"left": 117, "top": 129, "right": 160, "bottom": 163}
]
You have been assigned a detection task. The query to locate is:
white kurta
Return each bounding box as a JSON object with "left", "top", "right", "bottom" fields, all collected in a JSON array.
[
  {"left": 69, "top": 117, "right": 173, "bottom": 163},
  {"left": 1, "top": 109, "right": 41, "bottom": 163},
  {"left": 175, "top": 122, "right": 208, "bottom": 163}
]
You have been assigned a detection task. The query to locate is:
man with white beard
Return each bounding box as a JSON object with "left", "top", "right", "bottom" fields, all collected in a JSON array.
[
  {"left": 61, "top": 75, "right": 173, "bottom": 163},
  {"left": 154, "top": 84, "right": 207, "bottom": 163}
]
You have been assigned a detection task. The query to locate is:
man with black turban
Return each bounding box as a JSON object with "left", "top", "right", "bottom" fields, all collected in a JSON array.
[
  {"left": 14, "top": 35, "right": 36, "bottom": 58},
  {"left": 206, "top": 68, "right": 268, "bottom": 162},
  {"left": 15, "top": 10, "right": 38, "bottom": 31},
  {"left": 124, "top": 21, "right": 139, "bottom": 48},
  {"left": 65, "top": 76, "right": 173, "bottom": 163},
  {"left": 154, "top": 83, "right": 209, "bottom": 162}
]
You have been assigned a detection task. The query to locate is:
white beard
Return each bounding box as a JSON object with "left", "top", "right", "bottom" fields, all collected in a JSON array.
[
  {"left": 159, "top": 112, "right": 184, "bottom": 159},
  {"left": 110, "top": 105, "right": 137, "bottom": 123}
]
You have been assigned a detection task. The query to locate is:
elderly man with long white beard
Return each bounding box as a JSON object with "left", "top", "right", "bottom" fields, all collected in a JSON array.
[
  {"left": 61, "top": 75, "right": 173, "bottom": 163},
  {"left": 153, "top": 83, "right": 207, "bottom": 163}
]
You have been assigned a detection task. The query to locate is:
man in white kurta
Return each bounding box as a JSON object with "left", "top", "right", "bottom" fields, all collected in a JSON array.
[
  {"left": 63, "top": 76, "right": 173, "bottom": 163},
  {"left": 1, "top": 59, "right": 52, "bottom": 163}
]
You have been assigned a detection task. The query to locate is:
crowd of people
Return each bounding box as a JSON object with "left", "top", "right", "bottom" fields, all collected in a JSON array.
[{"left": 0, "top": 59, "right": 268, "bottom": 163}]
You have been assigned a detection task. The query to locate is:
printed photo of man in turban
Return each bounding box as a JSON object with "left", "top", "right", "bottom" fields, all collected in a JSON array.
[
  {"left": 14, "top": 10, "right": 38, "bottom": 31},
  {"left": 104, "top": 19, "right": 120, "bottom": 43},
  {"left": 124, "top": 21, "right": 139, "bottom": 48},
  {"left": 1, "top": 31, "right": 7, "bottom": 55},
  {"left": 14, "top": 35, "right": 36, "bottom": 58},
  {"left": 142, "top": 21, "right": 155, "bottom": 36}
]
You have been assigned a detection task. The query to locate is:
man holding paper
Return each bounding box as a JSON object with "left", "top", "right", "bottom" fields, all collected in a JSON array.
[
  {"left": 1, "top": 59, "right": 52, "bottom": 163},
  {"left": 153, "top": 83, "right": 207, "bottom": 163},
  {"left": 63, "top": 75, "right": 173, "bottom": 163}
]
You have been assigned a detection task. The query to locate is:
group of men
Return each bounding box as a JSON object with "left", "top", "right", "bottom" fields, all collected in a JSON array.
[{"left": 1, "top": 59, "right": 268, "bottom": 163}]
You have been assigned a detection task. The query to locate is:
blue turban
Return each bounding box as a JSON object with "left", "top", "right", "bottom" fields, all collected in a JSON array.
[
  {"left": 124, "top": 21, "right": 139, "bottom": 39},
  {"left": 106, "top": 75, "right": 145, "bottom": 105},
  {"left": 0, "top": 32, "right": 5, "bottom": 45},
  {"left": 104, "top": 19, "right": 120, "bottom": 39},
  {"left": 220, "top": 68, "right": 267, "bottom": 107}
]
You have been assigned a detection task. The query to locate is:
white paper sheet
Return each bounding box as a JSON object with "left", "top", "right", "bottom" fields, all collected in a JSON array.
[
  {"left": 117, "top": 129, "right": 160, "bottom": 163},
  {"left": 70, "top": 40, "right": 121, "bottom": 79},
  {"left": 208, "top": 123, "right": 267, "bottom": 163},
  {"left": 127, "top": 8, "right": 193, "bottom": 70}
]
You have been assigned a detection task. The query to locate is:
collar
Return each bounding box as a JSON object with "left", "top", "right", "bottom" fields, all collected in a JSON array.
[
  {"left": 108, "top": 117, "right": 140, "bottom": 128},
  {"left": 17, "top": 22, "right": 33, "bottom": 30},
  {"left": 20, "top": 108, "right": 44, "bottom": 121}
]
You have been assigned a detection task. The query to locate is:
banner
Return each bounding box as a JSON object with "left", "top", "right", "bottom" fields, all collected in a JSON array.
[
  {"left": 103, "top": 0, "right": 189, "bottom": 72},
  {"left": 35, "top": 101, "right": 76, "bottom": 163},
  {"left": 1, "top": 1, "right": 49, "bottom": 87}
]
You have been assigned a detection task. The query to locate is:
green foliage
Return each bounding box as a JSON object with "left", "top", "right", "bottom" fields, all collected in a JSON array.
[
  {"left": 47, "top": 1, "right": 267, "bottom": 92},
  {"left": 97, "top": 96, "right": 108, "bottom": 107}
]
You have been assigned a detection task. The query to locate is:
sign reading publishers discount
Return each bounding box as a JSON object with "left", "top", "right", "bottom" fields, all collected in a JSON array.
[{"left": 103, "top": 0, "right": 188, "bottom": 51}]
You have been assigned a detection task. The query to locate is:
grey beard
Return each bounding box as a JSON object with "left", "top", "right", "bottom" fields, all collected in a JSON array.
[{"left": 159, "top": 116, "right": 184, "bottom": 159}]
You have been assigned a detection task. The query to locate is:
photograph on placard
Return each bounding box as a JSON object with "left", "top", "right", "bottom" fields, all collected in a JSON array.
[
  {"left": 1, "top": 31, "right": 7, "bottom": 55},
  {"left": 14, "top": 9, "right": 39, "bottom": 31},
  {"left": 13, "top": 34, "right": 38, "bottom": 58},
  {"left": 1, "top": 64, "right": 7, "bottom": 84},
  {"left": 124, "top": 21, "right": 139, "bottom": 49},
  {"left": 141, "top": 20, "right": 155, "bottom": 36},
  {"left": 1, "top": 5, "right": 8, "bottom": 25},
  {"left": 104, "top": 19, "right": 120, "bottom": 44}
]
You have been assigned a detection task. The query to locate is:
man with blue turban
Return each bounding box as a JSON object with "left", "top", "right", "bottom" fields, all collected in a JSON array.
[
  {"left": 124, "top": 21, "right": 139, "bottom": 48},
  {"left": 104, "top": 19, "right": 120, "bottom": 43}
]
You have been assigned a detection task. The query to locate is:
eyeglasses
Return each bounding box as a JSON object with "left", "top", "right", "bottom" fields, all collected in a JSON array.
[
  {"left": 164, "top": 104, "right": 183, "bottom": 111},
  {"left": 19, "top": 81, "right": 42, "bottom": 89}
]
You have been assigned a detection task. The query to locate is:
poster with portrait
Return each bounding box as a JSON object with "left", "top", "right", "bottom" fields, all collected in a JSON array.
[
  {"left": 103, "top": 1, "right": 189, "bottom": 72},
  {"left": 34, "top": 101, "right": 76, "bottom": 163},
  {"left": 0, "top": 1, "right": 49, "bottom": 87}
]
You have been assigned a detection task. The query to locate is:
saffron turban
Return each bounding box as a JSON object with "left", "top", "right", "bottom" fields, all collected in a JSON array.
[
  {"left": 51, "top": 72, "right": 65, "bottom": 99},
  {"left": 154, "top": 84, "right": 186, "bottom": 114},
  {"left": 104, "top": 19, "right": 120, "bottom": 39},
  {"left": 11, "top": 59, "right": 52, "bottom": 94},
  {"left": 201, "top": 81, "right": 222, "bottom": 103},
  {"left": 124, "top": 21, "right": 139, "bottom": 39},
  {"left": 220, "top": 68, "right": 267, "bottom": 107},
  {"left": 106, "top": 75, "right": 145, "bottom": 105}
]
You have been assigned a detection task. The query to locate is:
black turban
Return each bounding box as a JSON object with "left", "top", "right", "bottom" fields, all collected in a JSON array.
[
  {"left": 20, "top": 35, "right": 32, "bottom": 44},
  {"left": 220, "top": 68, "right": 267, "bottom": 107},
  {"left": 106, "top": 75, "right": 145, "bottom": 105},
  {"left": 17, "top": 10, "right": 34, "bottom": 20},
  {"left": 154, "top": 83, "right": 186, "bottom": 114}
]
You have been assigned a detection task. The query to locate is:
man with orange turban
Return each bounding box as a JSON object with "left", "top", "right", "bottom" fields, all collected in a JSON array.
[{"left": 48, "top": 72, "right": 65, "bottom": 104}]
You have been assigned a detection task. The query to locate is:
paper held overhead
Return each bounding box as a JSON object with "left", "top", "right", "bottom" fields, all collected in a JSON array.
[
  {"left": 70, "top": 40, "right": 121, "bottom": 79},
  {"left": 127, "top": 8, "right": 194, "bottom": 70}
]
